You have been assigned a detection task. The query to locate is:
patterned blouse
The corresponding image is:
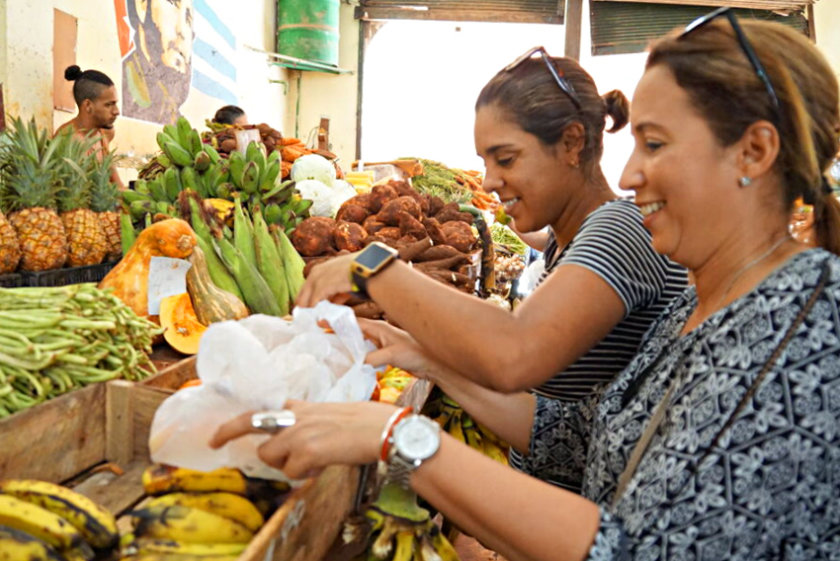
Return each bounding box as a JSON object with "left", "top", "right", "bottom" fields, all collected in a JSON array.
[{"left": 529, "top": 249, "right": 840, "bottom": 559}]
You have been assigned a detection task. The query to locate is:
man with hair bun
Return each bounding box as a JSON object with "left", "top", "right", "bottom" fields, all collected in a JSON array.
[{"left": 55, "top": 65, "right": 125, "bottom": 190}]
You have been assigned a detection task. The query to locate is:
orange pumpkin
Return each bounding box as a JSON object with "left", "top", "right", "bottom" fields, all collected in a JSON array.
[
  {"left": 99, "top": 218, "right": 197, "bottom": 317},
  {"left": 160, "top": 292, "right": 206, "bottom": 355}
]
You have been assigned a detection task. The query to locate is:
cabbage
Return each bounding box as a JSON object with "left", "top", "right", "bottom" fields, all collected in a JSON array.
[
  {"left": 291, "top": 154, "right": 335, "bottom": 187},
  {"left": 295, "top": 179, "right": 334, "bottom": 217},
  {"left": 329, "top": 180, "right": 357, "bottom": 216}
]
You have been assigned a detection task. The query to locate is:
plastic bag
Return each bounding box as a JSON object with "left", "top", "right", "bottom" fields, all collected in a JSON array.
[{"left": 148, "top": 301, "right": 378, "bottom": 481}]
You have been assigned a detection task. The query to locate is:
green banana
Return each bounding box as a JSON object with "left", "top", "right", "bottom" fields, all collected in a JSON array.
[
  {"left": 121, "top": 213, "right": 137, "bottom": 254},
  {"left": 147, "top": 176, "right": 168, "bottom": 203},
  {"left": 121, "top": 189, "right": 152, "bottom": 205},
  {"left": 228, "top": 151, "right": 245, "bottom": 189},
  {"left": 176, "top": 117, "right": 194, "bottom": 152},
  {"left": 261, "top": 179, "right": 294, "bottom": 202},
  {"left": 232, "top": 195, "right": 257, "bottom": 271},
  {"left": 188, "top": 129, "right": 203, "bottom": 157},
  {"left": 188, "top": 198, "right": 245, "bottom": 300},
  {"left": 193, "top": 150, "right": 211, "bottom": 172},
  {"left": 263, "top": 203, "right": 283, "bottom": 225},
  {"left": 272, "top": 226, "right": 306, "bottom": 304},
  {"left": 156, "top": 131, "right": 178, "bottom": 153},
  {"left": 259, "top": 161, "right": 281, "bottom": 193},
  {"left": 129, "top": 200, "right": 155, "bottom": 221},
  {"left": 240, "top": 161, "right": 260, "bottom": 195},
  {"left": 163, "top": 124, "right": 181, "bottom": 147},
  {"left": 162, "top": 141, "right": 193, "bottom": 168},
  {"left": 214, "top": 236, "right": 282, "bottom": 316},
  {"left": 216, "top": 183, "right": 233, "bottom": 200},
  {"left": 163, "top": 167, "right": 182, "bottom": 202},
  {"left": 292, "top": 197, "right": 313, "bottom": 216},
  {"left": 253, "top": 206, "right": 290, "bottom": 315},
  {"left": 155, "top": 153, "right": 172, "bottom": 169},
  {"left": 133, "top": 179, "right": 150, "bottom": 194},
  {"left": 202, "top": 143, "right": 221, "bottom": 164},
  {"left": 180, "top": 166, "right": 198, "bottom": 193},
  {"left": 0, "top": 524, "right": 64, "bottom": 561},
  {"left": 0, "top": 479, "right": 119, "bottom": 549}
]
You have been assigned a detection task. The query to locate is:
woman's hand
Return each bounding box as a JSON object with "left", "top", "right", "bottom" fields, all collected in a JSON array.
[
  {"left": 295, "top": 252, "right": 359, "bottom": 308},
  {"left": 209, "top": 400, "right": 399, "bottom": 479},
  {"left": 359, "top": 319, "right": 446, "bottom": 382}
]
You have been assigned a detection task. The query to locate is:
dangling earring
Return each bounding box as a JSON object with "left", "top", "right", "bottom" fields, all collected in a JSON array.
[{"left": 738, "top": 176, "right": 752, "bottom": 187}]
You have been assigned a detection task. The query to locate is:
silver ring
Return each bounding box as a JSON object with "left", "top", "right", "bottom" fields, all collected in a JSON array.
[{"left": 251, "top": 410, "right": 296, "bottom": 433}]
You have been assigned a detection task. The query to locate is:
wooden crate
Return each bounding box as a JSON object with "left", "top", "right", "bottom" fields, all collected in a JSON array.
[{"left": 0, "top": 356, "right": 431, "bottom": 561}]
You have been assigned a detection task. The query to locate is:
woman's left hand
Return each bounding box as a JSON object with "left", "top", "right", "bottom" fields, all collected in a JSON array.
[{"left": 209, "top": 400, "right": 399, "bottom": 479}]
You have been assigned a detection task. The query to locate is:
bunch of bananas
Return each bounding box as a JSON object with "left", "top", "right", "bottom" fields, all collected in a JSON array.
[
  {"left": 374, "top": 367, "right": 415, "bottom": 404},
  {"left": 120, "top": 465, "right": 290, "bottom": 560},
  {"left": 0, "top": 478, "right": 119, "bottom": 561},
  {"left": 345, "top": 483, "right": 459, "bottom": 561},
  {"left": 423, "top": 393, "right": 509, "bottom": 465},
  {"left": 125, "top": 117, "right": 312, "bottom": 237}
]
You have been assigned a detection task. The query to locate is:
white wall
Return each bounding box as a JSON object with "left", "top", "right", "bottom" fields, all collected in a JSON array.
[{"left": 815, "top": 0, "right": 840, "bottom": 83}]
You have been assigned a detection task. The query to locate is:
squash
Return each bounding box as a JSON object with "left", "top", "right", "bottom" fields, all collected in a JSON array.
[
  {"left": 186, "top": 246, "right": 250, "bottom": 325},
  {"left": 99, "top": 218, "right": 197, "bottom": 317},
  {"left": 160, "top": 292, "right": 206, "bottom": 355}
]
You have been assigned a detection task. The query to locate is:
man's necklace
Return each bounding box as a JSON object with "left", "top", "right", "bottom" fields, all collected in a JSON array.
[{"left": 712, "top": 235, "right": 791, "bottom": 311}]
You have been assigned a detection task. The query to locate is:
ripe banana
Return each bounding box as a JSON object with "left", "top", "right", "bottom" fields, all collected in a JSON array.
[
  {"left": 0, "top": 524, "right": 64, "bottom": 561},
  {"left": 118, "top": 554, "right": 238, "bottom": 561},
  {"left": 142, "top": 465, "right": 249, "bottom": 496},
  {"left": 122, "top": 537, "right": 247, "bottom": 556},
  {"left": 0, "top": 479, "right": 119, "bottom": 548},
  {"left": 424, "top": 393, "right": 510, "bottom": 465},
  {"left": 130, "top": 504, "right": 253, "bottom": 544},
  {"left": 0, "top": 494, "right": 83, "bottom": 550},
  {"left": 145, "top": 492, "right": 264, "bottom": 533}
]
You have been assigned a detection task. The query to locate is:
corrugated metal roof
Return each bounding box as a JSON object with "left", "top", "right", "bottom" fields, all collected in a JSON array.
[
  {"left": 358, "top": 1, "right": 566, "bottom": 23},
  {"left": 590, "top": 1, "right": 809, "bottom": 55}
]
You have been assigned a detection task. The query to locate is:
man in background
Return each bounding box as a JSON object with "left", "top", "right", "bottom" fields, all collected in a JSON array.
[
  {"left": 121, "top": 0, "right": 195, "bottom": 124},
  {"left": 212, "top": 105, "right": 248, "bottom": 127},
  {"left": 56, "top": 66, "right": 125, "bottom": 190}
]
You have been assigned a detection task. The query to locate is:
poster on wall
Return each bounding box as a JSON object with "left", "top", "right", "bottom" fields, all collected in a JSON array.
[{"left": 114, "top": 0, "right": 238, "bottom": 124}]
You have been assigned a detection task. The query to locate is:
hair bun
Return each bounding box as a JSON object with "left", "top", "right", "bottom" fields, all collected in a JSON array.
[{"left": 64, "top": 65, "right": 82, "bottom": 81}]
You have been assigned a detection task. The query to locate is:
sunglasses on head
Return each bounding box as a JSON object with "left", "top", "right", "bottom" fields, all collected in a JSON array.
[
  {"left": 680, "top": 7, "right": 781, "bottom": 122},
  {"left": 503, "top": 46, "right": 583, "bottom": 111}
]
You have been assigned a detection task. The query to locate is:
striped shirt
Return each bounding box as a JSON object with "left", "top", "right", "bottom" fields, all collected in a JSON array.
[{"left": 510, "top": 199, "right": 687, "bottom": 489}]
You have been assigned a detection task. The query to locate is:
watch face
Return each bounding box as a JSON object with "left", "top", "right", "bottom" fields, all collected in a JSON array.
[
  {"left": 393, "top": 416, "right": 441, "bottom": 461},
  {"left": 355, "top": 243, "right": 396, "bottom": 272}
]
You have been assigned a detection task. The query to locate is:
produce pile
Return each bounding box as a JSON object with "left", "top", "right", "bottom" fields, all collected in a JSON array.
[
  {"left": 489, "top": 223, "right": 527, "bottom": 299},
  {"left": 423, "top": 391, "right": 509, "bottom": 466},
  {"left": 127, "top": 117, "right": 314, "bottom": 237},
  {"left": 0, "top": 284, "right": 159, "bottom": 417},
  {"left": 293, "top": 179, "right": 483, "bottom": 318},
  {"left": 372, "top": 366, "right": 415, "bottom": 404},
  {"left": 0, "top": 118, "right": 122, "bottom": 275},
  {"left": 0, "top": 478, "right": 120, "bottom": 560},
  {"left": 407, "top": 158, "right": 497, "bottom": 212}
]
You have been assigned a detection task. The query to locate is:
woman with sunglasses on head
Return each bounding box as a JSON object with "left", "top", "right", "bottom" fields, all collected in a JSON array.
[
  {"left": 213, "top": 14, "right": 840, "bottom": 560},
  {"left": 296, "top": 50, "right": 687, "bottom": 492}
]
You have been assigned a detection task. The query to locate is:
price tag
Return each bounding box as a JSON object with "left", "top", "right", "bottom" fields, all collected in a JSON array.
[{"left": 147, "top": 256, "right": 192, "bottom": 315}]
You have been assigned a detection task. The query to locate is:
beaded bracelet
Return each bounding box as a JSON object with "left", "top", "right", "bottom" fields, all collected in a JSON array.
[{"left": 379, "top": 406, "right": 413, "bottom": 462}]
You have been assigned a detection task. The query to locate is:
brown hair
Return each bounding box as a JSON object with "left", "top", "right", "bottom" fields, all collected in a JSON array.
[
  {"left": 647, "top": 20, "right": 840, "bottom": 254},
  {"left": 475, "top": 56, "right": 629, "bottom": 179}
]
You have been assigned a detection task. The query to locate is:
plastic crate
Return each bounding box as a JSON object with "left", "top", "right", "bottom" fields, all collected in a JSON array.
[
  {"left": 0, "top": 272, "right": 23, "bottom": 288},
  {"left": 20, "top": 261, "right": 118, "bottom": 287}
]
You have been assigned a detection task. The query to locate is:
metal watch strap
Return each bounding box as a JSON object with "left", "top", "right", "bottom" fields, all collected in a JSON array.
[{"left": 385, "top": 451, "right": 417, "bottom": 489}]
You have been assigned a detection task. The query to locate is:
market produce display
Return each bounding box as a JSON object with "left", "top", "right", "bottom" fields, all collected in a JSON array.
[
  {"left": 0, "top": 118, "right": 121, "bottom": 274},
  {"left": 373, "top": 366, "right": 415, "bottom": 404},
  {"left": 407, "top": 158, "right": 496, "bottom": 212},
  {"left": 423, "top": 392, "right": 510, "bottom": 466},
  {"left": 0, "top": 478, "right": 119, "bottom": 560},
  {"left": 0, "top": 284, "right": 159, "bottom": 417},
  {"left": 128, "top": 117, "right": 314, "bottom": 237}
]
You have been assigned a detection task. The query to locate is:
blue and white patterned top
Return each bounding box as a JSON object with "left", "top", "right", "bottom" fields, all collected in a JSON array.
[{"left": 530, "top": 249, "right": 840, "bottom": 559}]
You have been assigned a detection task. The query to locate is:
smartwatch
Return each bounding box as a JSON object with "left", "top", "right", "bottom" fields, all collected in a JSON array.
[
  {"left": 385, "top": 415, "right": 441, "bottom": 488},
  {"left": 350, "top": 242, "right": 399, "bottom": 299}
]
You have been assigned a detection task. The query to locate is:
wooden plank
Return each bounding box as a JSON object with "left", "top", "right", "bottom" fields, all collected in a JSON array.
[
  {"left": 130, "top": 385, "right": 175, "bottom": 462},
  {"left": 141, "top": 355, "right": 196, "bottom": 390},
  {"left": 106, "top": 381, "right": 135, "bottom": 467},
  {"left": 564, "top": 0, "right": 583, "bottom": 60},
  {"left": 71, "top": 461, "right": 148, "bottom": 516},
  {"left": 0, "top": 384, "right": 107, "bottom": 482}
]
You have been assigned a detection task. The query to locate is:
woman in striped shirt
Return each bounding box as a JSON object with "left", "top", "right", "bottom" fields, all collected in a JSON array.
[{"left": 297, "top": 51, "right": 687, "bottom": 491}]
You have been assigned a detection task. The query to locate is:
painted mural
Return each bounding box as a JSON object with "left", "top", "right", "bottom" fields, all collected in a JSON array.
[{"left": 114, "top": 0, "right": 238, "bottom": 125}]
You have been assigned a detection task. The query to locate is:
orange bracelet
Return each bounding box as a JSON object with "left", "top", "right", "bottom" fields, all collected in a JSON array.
[{"left": 379, "top": 406, "right": 413, "bottom": 462}]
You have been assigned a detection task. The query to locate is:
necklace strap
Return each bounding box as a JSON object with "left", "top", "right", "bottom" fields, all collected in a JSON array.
[{"left": 611, "top": 257, "right": 830, "bottom": 513}]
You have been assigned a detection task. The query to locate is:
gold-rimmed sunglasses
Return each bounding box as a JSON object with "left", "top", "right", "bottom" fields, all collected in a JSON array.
[
  {"left": 503, "top": 46, "right": 582, "bottom": 111},
  {"left": 680, "top": 7, "right": 781, "bottom": 122}
]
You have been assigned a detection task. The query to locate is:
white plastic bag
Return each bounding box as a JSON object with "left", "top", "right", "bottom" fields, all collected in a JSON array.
[{"left": 148, "top": 301, "right": 378, "bottom": 481}]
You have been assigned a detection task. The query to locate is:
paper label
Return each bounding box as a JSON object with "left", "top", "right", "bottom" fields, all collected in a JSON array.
[{"left": 147, "top": 256, "right": 192, "bottom": 315}]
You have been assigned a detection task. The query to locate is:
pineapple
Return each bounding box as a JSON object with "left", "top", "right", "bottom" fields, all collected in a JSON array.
[
  {"left": 89, "top": 150, "right": 123, "bottom": 262},
  {"left": 0, "top": 210, "right": 21, "bottom": 274},
  {"left": 54, "top": 130, "right": 107, "bottom": 267},
  {"left": 0, "top": 118, "right": 68, "bottom": 272}
]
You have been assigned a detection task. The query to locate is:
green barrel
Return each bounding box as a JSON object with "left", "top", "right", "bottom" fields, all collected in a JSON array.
[{"left": 277, "top": 0, "right": 339, "bottom": 66}]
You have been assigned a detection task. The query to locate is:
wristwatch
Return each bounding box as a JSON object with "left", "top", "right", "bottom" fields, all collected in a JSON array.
[
  {"left": 385, "top": 415, "right": 441, "bottom": 488},
  {"left": 350, "top": 242, "right": 399, "bottom": 299}
]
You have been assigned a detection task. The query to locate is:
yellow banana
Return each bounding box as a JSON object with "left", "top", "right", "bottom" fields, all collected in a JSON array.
[
  {"left": 463, "top": 425, "right": 483, "bottom": 452},
  {"left": 431, "top": 528, "right": 460, "bottom": 561},
  {"left": 146, "top": 492, "right": 264, "bottom": 533},
  {"left": 370, "top": 516, "right": 401, "bottom": 559},
  {"left": 416, "top": 532, "right": 444, "bottom": 561},
  {"left": 123, "top": 537, "right": 247, "bottom": 556},
  {"left": 392, "top": 530, "right": 416, "bottom": 561},
  {"left": 131, "top": 505, "right": 253, "bottom": 544},
  {"left": 58, "top": 545, "right": 95, "bottom": 561},
  {"left": 482, "top": 439, "right": 510, "bottom": 465},
  {"left": 142, "top": 465, "right": 248, "bottom": 496},
  {"left": 119, "top": 555, "right": 238, "bottom": 561},
  {"left": 447, "top": 413, "right": 466, "bottom": 445},
  {"left": 0, "top": 495, "right": 82, "bottom": 550},
  {"left": 0, "top": 524, "right": 64, "bottom": 561},
  {"left": 0, "top": 479, "right": 118, "bottom": 548}
]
